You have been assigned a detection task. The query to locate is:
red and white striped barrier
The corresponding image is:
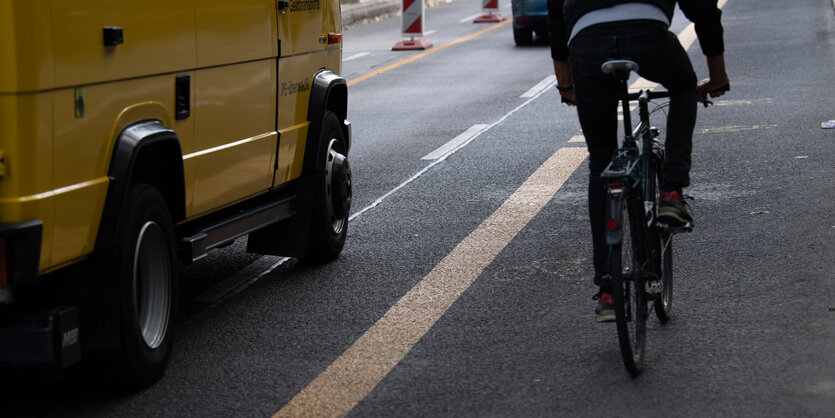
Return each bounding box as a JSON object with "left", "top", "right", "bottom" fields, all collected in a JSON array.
[
  {"left": 393, "top": 0, "right": 433, "bottom": 50},
  {"left": 473, "top": 0, "right": 506, "bottom": 23}
]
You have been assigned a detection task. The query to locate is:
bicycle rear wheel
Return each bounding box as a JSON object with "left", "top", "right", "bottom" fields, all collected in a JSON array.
[{"left": 610, "top": 201, "right": 647, "bottom": 377}]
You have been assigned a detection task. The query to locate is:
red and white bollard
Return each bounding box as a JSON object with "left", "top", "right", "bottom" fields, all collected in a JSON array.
[
  {"left": 392, "top": 0, "right": 433, "bottom": 50},
  {"left": 473, "top": 0, "right": 506, "bottom": 23}
]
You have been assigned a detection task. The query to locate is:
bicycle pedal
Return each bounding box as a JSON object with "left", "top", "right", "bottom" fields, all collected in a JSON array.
[{"left": 657, "top": 222, "right": 693, "bottom": 233}]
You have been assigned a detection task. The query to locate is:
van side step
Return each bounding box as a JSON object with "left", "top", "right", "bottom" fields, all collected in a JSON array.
[{"left": 180, "top": 195, "right": 296, "bottom": 264}]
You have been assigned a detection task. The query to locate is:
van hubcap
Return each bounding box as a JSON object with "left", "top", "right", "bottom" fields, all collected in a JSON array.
[
  {"left": 133, "top": 221, "right": 171, "bottom": 349},
  {"left": 325, "top": 138, "right": 351, "bottom": 234}
]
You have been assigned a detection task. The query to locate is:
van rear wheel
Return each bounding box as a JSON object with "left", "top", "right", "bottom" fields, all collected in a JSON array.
[{"left": 110, "top": 183, "right": 178, "bottom": 388}]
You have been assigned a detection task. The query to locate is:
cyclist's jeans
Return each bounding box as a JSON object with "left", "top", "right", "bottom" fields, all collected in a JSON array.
[{"left": 569, "top": 21, "right": 698, "bottom": 284}]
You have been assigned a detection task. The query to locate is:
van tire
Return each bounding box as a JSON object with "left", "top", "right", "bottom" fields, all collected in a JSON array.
[
  {"left": 111, "top": 183, "right": 178, "bottom": 388},
  {"left": 306, "top": 111, "right": 351, "bottom": 263}
]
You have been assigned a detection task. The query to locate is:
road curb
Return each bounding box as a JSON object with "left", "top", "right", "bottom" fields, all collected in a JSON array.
[{"left": 342, "top": 0, "right": 456, "bottom": 28}]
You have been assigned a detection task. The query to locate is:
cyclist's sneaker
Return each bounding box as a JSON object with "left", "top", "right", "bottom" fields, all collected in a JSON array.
[
  {"left": 658, "top": 190, "right": 693, "bottom": 226},
  {"left": 593, "top": 291, "right": 616, "bottom": 322}
]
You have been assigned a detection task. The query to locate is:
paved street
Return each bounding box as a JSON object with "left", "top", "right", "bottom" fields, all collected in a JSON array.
[{"left": 4, "top": 0, "right": 834, "bottom": 416}]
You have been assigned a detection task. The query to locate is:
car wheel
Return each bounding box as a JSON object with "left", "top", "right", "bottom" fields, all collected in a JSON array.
[{"left": 513, "top": 26, "right": 533, "bottom": 46}]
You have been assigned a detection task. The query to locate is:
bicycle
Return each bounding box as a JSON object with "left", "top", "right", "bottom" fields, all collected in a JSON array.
[{"left": 598, "top": 59, "right": 693, "bottom": 377}]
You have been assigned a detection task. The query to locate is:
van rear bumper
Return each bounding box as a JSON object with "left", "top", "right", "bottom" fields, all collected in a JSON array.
[
  {"left": 0, "top": 221, "right": 81, "bottom": 369},
  {"left": 0, "top": 306, "right": 81, "bottom": 369}
]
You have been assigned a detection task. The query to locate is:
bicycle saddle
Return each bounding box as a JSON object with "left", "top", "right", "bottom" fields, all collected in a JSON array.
[{"left": 601, "top": 59, "right": 639, "bottom": 75}]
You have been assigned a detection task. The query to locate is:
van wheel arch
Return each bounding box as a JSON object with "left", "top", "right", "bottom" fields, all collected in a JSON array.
[
  {"left": 95, "top": 120, "right": 186, "bottom": 254},
  {"left": 304, "top": 71, "right": 350, "bottom": 176}
]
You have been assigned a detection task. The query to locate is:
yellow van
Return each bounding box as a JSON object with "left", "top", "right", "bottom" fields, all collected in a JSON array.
[{"left": 0, "top": 0, "right": 351, "bottom": 387}]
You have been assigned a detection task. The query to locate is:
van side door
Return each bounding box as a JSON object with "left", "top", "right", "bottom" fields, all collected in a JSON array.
[{"left": 188, "top": 0, "right": 279, "bottom": 216}]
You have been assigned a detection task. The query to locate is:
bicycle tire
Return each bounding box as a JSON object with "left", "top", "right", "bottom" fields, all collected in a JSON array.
[
  {"left": 610, "top": 198, "right": 647, "bottom": 377},
  {"left": 649, "top": 140, "right": 674, "bottom": 322},
  {"left": 654, "top": 231, "right": 674, "bottom": 322}
]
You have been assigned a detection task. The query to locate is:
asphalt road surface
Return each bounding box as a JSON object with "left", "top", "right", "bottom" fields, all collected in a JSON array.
[{"left": 4, "top": 0, "right": 834, "bottom": 416}]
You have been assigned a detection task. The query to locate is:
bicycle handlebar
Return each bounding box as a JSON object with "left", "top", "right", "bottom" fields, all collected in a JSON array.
[{"left": 626, "top": 90, "right": 670, "bottom": 101}]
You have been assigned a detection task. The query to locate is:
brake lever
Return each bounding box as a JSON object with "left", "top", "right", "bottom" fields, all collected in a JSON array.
[{"left": 699, "top": 83, "right": 730, "bottom": 107}]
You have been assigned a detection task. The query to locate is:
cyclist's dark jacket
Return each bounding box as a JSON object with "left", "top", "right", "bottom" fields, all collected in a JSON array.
[{"left": 548, "top": 0, "right": 725, "bottom": 61}]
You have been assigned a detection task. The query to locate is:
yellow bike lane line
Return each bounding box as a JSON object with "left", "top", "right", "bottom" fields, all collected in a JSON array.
[
  {"left": 276, "top": 146, "right": 589, "bottom": 417},
  {"left": 273, "top": 4, "right": 727, "bottom": 415}
]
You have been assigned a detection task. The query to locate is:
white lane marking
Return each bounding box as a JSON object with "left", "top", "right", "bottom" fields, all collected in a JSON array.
[
  {"left": 521, "top": 75, "right": 556, "bottom": 98},
  {"left": 421, "top": 124, "right": 489, "bottom": 160},
  {"left": 349, "top": 75, "right": 556, "bottom": 221},
  {"left": 424, "top": 29, "right": 437, "bottom": 36},
  {"left": 193, "top": 70, "right": 558, "bottom": 310},
  {"left": 344, "top": 52, "right": 370, "bottom": 62},
  {"left": 568, "top": 135, "right": 585, "bottom": 143},
  {"left": 275, "top": 147, "right": 589, "bottom": 417},
  {"left": 459, "top": 13, "right": 482, "bottom": 23}
]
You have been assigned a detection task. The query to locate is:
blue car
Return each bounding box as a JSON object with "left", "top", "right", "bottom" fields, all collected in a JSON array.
[{"left": 511, "top": 0, "right": 548, "bottom": 45}]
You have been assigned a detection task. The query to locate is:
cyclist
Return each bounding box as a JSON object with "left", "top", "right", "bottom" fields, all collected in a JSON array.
[{"left": 547, "top": 0, "right": 730, "bottom": 321}]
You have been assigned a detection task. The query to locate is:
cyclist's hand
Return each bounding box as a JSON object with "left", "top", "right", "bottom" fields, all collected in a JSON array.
[
  {"left": 560, "top": 88, "right": 576, "bottom": 106},
  {"left": 697, "top": 54, "right": 730, "bottom": 107},
  {"left": 552, "top": 60, "right": 576, "bottom": 106},
  {"left": 697, "top": 78, "right": 730, "bottom": 107}
]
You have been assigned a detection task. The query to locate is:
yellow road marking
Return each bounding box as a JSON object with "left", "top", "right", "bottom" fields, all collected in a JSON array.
[
  {"left": 714, "top": 98, "right": 773, "bottom": 106},
  {"left": 347, "top": 19, "right": 512, "bottom": 87},
  {"left": 697, "top": 124, "right": 776, "bottom": 134},
  {"left": 568, "top": 135, "right": 585, "bottom": 143},
  {"left": 274, "top": 147, "right": 588, "bottom": 418}
]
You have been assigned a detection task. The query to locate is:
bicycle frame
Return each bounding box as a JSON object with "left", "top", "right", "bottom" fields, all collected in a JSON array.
[{"left": 601, "top": 78, "right": 667, "bottom": 273}]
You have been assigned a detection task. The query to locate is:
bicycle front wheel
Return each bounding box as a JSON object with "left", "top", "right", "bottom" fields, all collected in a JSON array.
[
  {"left": 649, "top": 142, "right": 674, "bottom": 323},
  {"left": 610, "top": 201, "right": 647, "bottom": 377},
  {"left": 654, "top": 231, "right": 674, "bottom": 322}
]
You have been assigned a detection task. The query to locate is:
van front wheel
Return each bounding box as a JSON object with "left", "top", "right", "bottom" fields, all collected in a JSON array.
[{"left": 307, "top": 111, "right": 351, "bottom": 263}]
